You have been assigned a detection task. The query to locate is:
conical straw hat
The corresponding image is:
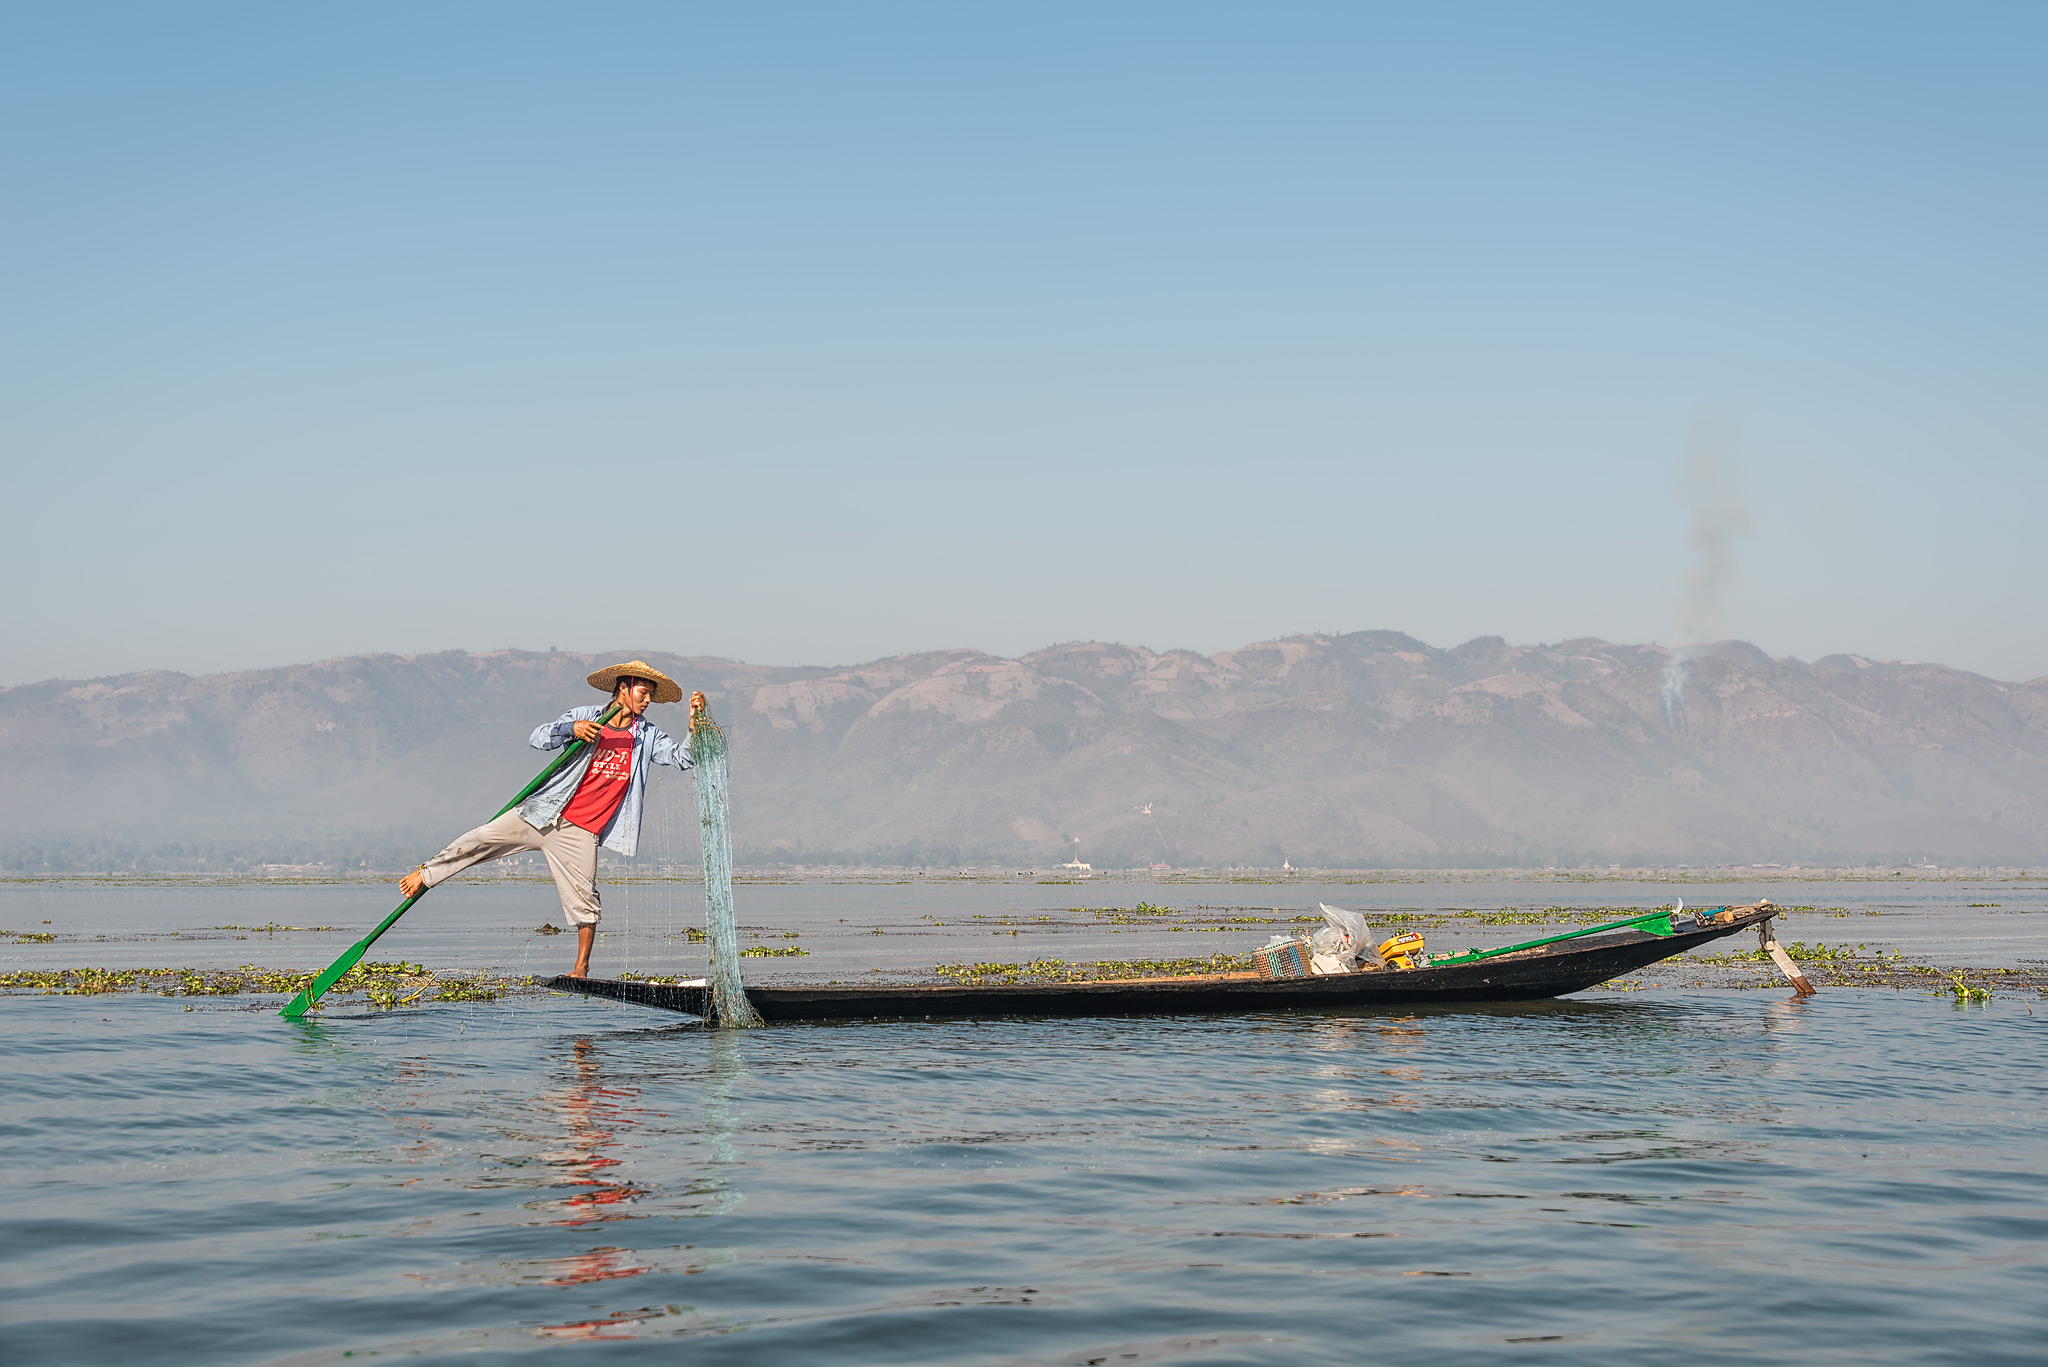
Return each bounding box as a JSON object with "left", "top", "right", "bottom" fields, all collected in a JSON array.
[{"left": 585, "top": 659, "right": 684, "bottom": 705}]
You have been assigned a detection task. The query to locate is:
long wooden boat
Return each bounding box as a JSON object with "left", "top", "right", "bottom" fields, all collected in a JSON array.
[{"left": 542, "top": 903, "right": 1778, "bottom": 1023}]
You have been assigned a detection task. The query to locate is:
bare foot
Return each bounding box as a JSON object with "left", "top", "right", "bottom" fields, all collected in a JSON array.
[
  {"left": 567, "top": 923, "right": 596, "bottom": 978},
  {"left": 400, "top": 870, "right": 426, "bottom": 899}
]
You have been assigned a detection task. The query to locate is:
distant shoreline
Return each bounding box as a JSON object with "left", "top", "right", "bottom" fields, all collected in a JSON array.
[{"left": 4, "top": 865, "right": 2046, "bottom": 884}]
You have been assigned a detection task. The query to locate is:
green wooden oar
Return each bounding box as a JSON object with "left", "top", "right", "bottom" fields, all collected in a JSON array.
[
  {"left": 1424, "top": 907, "right": 1684, "bottom": 967},
  {"left": 279, "top": 701, "right": 620, "bottom": 1019}
]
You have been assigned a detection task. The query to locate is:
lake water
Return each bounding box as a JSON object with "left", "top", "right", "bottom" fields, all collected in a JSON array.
[
  {"left": 4, "top": 875, "right": 2046, "bottom": 1363},
  {"left": 7, "top": 869, "right": 2047, "bottom": 983}
]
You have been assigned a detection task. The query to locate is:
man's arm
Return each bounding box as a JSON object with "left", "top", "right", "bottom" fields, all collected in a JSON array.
[
  {"left": 646, "top": 723, "right": 696, "bottom": 772},
  {"left": 530, "top": 708, "right": 592, "bottom": 751}
]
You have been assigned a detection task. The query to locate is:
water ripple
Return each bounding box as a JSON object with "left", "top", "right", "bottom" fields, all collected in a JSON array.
[{"left": 1, "top": 991, "right": 2044, "bottom": 1364}]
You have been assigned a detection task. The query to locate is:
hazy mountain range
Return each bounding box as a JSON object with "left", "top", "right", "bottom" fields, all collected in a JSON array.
[{"left": 5, "top": 633, "right": 2046, "bottom": 870}]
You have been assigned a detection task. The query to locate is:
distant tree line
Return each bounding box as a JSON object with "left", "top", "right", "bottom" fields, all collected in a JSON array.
[
  {"left": 0, "top": 833, "right": 428, "bottom": 875},
  {"left": 0, "top": 835, "right": 1959, "bottom": 874}
]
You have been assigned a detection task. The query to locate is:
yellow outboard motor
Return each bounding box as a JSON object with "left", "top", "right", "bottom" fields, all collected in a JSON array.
[{"left": 1376, "top": 931, "right": 1426, "bottom": 970}]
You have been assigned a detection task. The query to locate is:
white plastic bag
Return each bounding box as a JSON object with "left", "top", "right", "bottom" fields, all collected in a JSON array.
[{"left": 1313, "top": 903, "right": 1375, "bottom": 969}]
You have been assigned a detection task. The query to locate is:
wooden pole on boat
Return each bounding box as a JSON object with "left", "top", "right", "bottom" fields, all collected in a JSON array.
[
  {"left": 1760, "top": 917, "right": 1817, "bottom": 996},
  {"left": 278, "top": 702, "right": 621, "bottom": 1019}
]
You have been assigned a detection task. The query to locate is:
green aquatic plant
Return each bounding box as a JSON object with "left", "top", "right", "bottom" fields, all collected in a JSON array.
[
  {"left": 931, "top": 952, "right": 1249, "bottom": 986},
  {"left": 1079, "top": 901, "right": 1181, "bottom": 924},
  {"left": 1477, "top": 908, "right": 1551, "bottom": 925},
  {"left": 0, "top": 967, "right": 141, "bottom": 994},
  {"left": 1080, "top": 953, "right": 1250, "bottom": 978},
  {"left": 1947, "top": 974, "right": 1993, "bottom": 1003},
  {"left": 1703, "top": 941, "right": 1864, "bottom": 963},
  {"left": 0, "top": 962, "right": 524, "bottom": 1004},
  {"left": 738, "top": 945, "right": 809, "bottom": 957},
  {"left": 931, "top": 957, "right": 1076, "bottom": 986},
  {"left": 1782, "top": 941, "right": 1864, "bottom": 960}
]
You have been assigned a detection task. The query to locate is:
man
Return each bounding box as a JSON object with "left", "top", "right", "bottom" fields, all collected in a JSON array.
[{"left": 398, "top": 660, "right": 704, "bottom": 977}]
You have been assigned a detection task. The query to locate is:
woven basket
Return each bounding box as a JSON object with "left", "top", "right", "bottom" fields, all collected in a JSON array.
[{"left": 1253, "top": 938, "right": 1313, "bottom": 980}]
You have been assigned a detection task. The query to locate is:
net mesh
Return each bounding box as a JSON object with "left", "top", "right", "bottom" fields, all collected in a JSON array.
[{"left": 689, "top": 707, "right": 762, "bottom": 1028}]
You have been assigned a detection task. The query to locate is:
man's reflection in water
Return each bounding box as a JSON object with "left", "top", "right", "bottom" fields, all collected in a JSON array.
[
  {"left": 539, "top": 1038, "right": 651, "bottom": 1294},
  {"left": 535, "top": 1032, "right": 747, "bottom": 1340}
]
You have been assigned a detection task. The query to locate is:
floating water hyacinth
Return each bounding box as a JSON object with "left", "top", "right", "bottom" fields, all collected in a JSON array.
[{"left": 689, "top": 702, "right": 762, "bottom": 1028}]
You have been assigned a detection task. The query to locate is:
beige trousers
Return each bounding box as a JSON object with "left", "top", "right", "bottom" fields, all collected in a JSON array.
[{"left": 417, "top": 810, "right": 602, "bottom": 926}]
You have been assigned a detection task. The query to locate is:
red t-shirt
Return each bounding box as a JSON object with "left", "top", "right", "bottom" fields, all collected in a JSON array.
[{"left": 561, "top": 724, "right": 636, "bottom": 833}]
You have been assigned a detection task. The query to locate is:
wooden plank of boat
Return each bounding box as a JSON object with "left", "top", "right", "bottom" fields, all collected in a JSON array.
[{"left": 543, "top": 905, "right": 1776, "bottom": 1023}]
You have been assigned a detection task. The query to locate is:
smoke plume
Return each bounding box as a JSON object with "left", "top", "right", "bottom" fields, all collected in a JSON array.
[{"left": 1663, "top": 424, "right": 1752, "bottom": 725}]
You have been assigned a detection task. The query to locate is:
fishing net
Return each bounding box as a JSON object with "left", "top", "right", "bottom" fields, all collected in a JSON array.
[{"left": 689, "top": 704, "right": 762, "bottom": 1028}]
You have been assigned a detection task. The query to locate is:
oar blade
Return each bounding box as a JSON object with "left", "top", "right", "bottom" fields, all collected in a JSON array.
[{"left": 278, "top": 897, "right": 416, "bottom": 1018}]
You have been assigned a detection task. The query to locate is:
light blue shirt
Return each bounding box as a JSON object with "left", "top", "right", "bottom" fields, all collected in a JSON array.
[{"left": 520, "top": 705, "right": 694, "bottom": 856}]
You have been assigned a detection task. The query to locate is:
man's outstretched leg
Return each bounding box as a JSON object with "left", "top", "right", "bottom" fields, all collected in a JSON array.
[
  {"left": 538, "top": 817, "right": 603, "bottom": 976},
  {"left": 402, "top": 812, "right": 544, "bottom": 900}
]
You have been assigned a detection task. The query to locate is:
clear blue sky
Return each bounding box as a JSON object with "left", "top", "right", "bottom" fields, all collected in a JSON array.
[{"left": 4, "top": 3, "right": 2043, "bottom": 684}]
